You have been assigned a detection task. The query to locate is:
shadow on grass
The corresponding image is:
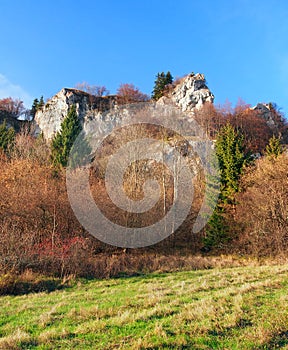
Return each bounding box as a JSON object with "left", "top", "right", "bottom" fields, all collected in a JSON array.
[
  {"left": 208, "top": 318, "right": 253, "bottom": 337},
  {"left": 0, "top": 274, "right": 72, "bottom": 296},
  {"left": 258, "top": 330, "right": 288, "bottom": 349}
]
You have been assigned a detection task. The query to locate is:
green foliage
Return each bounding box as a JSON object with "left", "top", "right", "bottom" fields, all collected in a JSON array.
[
  {"left": 0, "top": 120, "right": 15, "bottom": 152},
  {"left": 204, "top": 124, "right": 246, "bottom": 249},
  {"left": 215, "top": 123, "right": 246, "bottom": 203},
  {"left": 204, "top": 206, "right": 228, "bottom": 249},
  {"left": 265, "top": 135, "right": 283, "bottom": 159},
  {"left": 0, "top": 266, "right": 287, "bottom": 349},
  {"left": 38, "top": 96, "right": 45, "bottom": 108},
  {"left": 31, "top": 96, "right": 44, "bottom": 119},
  {"left": 69, "top": 132, "right": 92, "bottom": 169},
  {"left": 151, "top": 71, "right": 173, "bottom": 100},
  {"left": 51, "top": 105, "right": 82, "bottom": 167}
]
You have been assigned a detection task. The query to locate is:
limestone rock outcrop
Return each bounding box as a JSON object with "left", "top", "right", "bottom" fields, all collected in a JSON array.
[
  {"left": 157, "top": 73, "right": 214, "bottom": 112},
  {"left": 35, "top": 88, "right": 117, "bottom": 140},
  {"left": 251, "top": 103, "right": 279, "bottom": 128},
  {"left": 35, "top": 73, "right": 214, "bottom": 140}
]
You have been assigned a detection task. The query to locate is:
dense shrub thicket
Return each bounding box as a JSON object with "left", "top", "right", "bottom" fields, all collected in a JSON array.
[{"left": 0, "top": 100, "right": 287, "bottom": 278}]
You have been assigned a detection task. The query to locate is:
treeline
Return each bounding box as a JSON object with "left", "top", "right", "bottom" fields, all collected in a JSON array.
[
  {"left": 0, "top": 70, "right": 173, "bottom": 123},
  {"left": 0, "top": 72, "right": 287, "bottom": 278}
]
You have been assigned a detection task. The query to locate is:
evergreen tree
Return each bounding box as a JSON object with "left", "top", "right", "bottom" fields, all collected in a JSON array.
[
  {"left": 151, "top": 71, "right": 173, "bottom": 100},
  {"left": 204, "top": 124, "right": 246, "bottom": 249},
  {"left": 0, "top": 120, "right": 15, "bottom": 152},
  {"left": 265, "top": 135, "right": 283, "bottom": 159},
  {"left": 31, "top": 96, "right": 45, "bottom": 119},
  {"left": 166, "top": 71, "right": 173, "bottom": 84},
  {"left": 203, "top": 206, "right": 228, "bottom": 249},
  {"left": 215, "top": 123, "right": 246, "bottom": 203},
  {"left": 69, "top": 132, "right": 92, "bottom": 169},
  {"left": 38, "top": 96, "right": 45, "bottom": 109},
  {"left": 51, "top": 105, "right": 82, "bottom": 167},
  {"left": 31, "top": 98, "right": 39, "bottom": 119}
]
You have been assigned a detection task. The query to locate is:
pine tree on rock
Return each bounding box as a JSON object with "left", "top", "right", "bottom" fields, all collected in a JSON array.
[
  {"left": 38, "top": 96, "right": 45, "bottom": 109},
  {"left": 51, "top": 105, "right": 82, "bottom": 167},
  {"left": 31, "top": 98, "right": 39, "bottom": 119},
  {"left": 151, "top": 71, "right": 173, "bottom": 100},
  {"left": 31, "top": 96, "right": 45, "bottom": 119}
]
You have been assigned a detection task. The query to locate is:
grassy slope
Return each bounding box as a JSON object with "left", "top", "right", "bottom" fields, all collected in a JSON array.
[{"left": 0, "top": 265, "right": 288, "bottom": 349}]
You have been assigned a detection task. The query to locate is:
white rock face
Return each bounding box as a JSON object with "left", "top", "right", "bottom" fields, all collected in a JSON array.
[
  {"left": 35, "top": 73, "right": 214, "bottom": 140},
  {"left": 251, "top": 103, "right": 276, "bottom": 127},
  {"left": 35, "top": 88, "right": 117, "bottom": 140},
  {"left": 158, "top": 73, "right": 214, "bottom": 112}
]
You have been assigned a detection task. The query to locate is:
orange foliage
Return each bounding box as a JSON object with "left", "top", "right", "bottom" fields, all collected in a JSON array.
[
  {"left": 117, "top": 83, "right": 149, "bottom": 104},
  {"left": 0, "top": 97, "right": 25, "bottom": 117}
]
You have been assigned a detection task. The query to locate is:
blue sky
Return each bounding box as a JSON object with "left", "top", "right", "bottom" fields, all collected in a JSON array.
[{"left": 1, "top": 0, "right": 288, "bottom": 115}]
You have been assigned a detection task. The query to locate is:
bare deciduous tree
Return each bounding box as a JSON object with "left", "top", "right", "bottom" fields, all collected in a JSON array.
[
  {"left": 74, "top": 82, "right": 109, "bottom": 97},
  {"left": 234, "top": 154, "right": 288, "bottom": 256},
  {"left": 0, "top": 97, "right": 25, "bottom": 118},
  {"left": 117, "top": 83, "right": 149, "bottom": 104}
]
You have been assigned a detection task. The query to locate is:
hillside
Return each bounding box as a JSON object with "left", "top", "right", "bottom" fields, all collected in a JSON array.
[{"left": 0, "top": 265, "right": 288, "bottom": 349}]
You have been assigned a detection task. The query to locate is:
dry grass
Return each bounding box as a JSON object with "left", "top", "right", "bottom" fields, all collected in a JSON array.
[{"left": 0, "top": 264, "right": 288, "bottom": 349}]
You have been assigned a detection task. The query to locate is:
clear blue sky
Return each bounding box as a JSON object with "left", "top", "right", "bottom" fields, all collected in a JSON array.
[{"left": 1, "top": 0, "right": 288, "bottom": 115}]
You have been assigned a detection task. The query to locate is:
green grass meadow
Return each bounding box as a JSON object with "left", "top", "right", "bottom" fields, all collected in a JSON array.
[{"left": 0, "top": 265, "right": 288, "bottom": 349}]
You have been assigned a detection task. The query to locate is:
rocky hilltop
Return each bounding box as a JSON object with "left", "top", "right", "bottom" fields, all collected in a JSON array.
[
  {"left": 35, "top": 73, "right": 214, "bottom": 140},
  {"left": 157, "top": 73, "right": 214, "bottom": 112},
  {"left": 251, "top": 103, "right": 281, "bottom": 128},
  {"left": 35, "top": 89, "right": 117, "bottom": 140}
]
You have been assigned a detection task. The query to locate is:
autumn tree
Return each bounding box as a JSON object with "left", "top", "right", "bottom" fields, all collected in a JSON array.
[
  {"left": 228, "top": 99, "right": 272, "bottom": 154},
  {"left": 116, "top": 83, "right": 149, "bottom": 104},
  {"left": 234, "top": 154, "right": 288, "bottom": 256},
  {"left": 151, "top": 71, "right": 173, "bottom": 100},
  {"left": 51, "top": 105, "right": 82, "bottom": 167},
  {"left": 193, "top": 103, "right": 225, "bottom": 138},
  {"left": 0, "top": 97, "right": 25, "bottom": 119},
  {"left": 75, "top": 82, "right": 109, "bottom": 97}
]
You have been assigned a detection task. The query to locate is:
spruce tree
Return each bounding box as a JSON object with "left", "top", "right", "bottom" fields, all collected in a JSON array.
[
  {"left": 38, "top": 96, "right": 45, "bottom": 109},
  {"left": 31, "top": 98, "right": 39, "bottom": 119},
  {"left": 215, "top": 123, "right": 246, "bottom": 203},
  {"left": 31, "top": 97, "right": 45, "bottom": 119},
  {"left": 0, "top": 120, "right": 15, "bottom": 153},
  {"left": 204, "top": 123, "right": 246, "bottom": 249},
  {"left": 203, "top": 206, "right": 228, "bottom": 249},
  {"left": 151, "top": 71, "right": 173, "bottom": 100},
  {"left": 265, "top": 135, "right": 283, "bottom": 159},
  {"left": 51, "top": 105, "right": 82, "bottom": 167}
]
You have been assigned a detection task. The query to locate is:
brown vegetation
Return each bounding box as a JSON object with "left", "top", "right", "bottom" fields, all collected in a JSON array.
[
  {"left": 194, "top": 99, "right": 286, "bottom": 154},
  {"left": 116, "top": 83, "right": 149, "bottom": 104},
  {"left": 74, "top": 82, "right": 109, "bottom": 97},
  {"left": 0, "top": 98, "right": 287, "bottom": 280},
  {"left": 233, "top": 154, "right": 288, "bottom": 256},
  {"left": 0, "top": 97, "right": 25, "bottom": 118}
]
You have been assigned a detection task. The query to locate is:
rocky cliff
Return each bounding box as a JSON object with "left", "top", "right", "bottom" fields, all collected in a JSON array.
[
  {"left": 35, "top": 73, "right": 214, "bottom": 140},
  {"left": 251, "top": 103, "right": 280, "bottom": 128},
  {"left": 157, "top": 73, "right": 214, "bottom": 112},
  {"left": 35, "top": 89, "right": 117, "bottom": 140},
  {"left": 0, "top": 111, "right": 28, "bottom": 131}
]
